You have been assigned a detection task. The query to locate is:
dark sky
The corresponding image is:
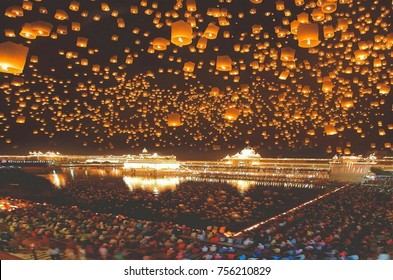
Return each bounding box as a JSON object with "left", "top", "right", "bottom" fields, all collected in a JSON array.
[{"left": 0, "top": 0, "right": 392, "bottom": 159}]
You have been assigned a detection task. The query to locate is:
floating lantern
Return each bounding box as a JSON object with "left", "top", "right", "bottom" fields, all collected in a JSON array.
[
  {"left": 76, "top": 37, "right": 88, "bottom": 48},
  {"left": 31, "top": 21, "right": 53, "bottom": 37},
  {"left": 0, "top": 42, "right": 29, "bottom": 74},
  {"left": 152, "top": 37, "right": 169, "bottom": 50},
  {"left": 203, "top": 24, "right": 220, "bottom": 39},
  {"left": 224, "top": 108, "right": 240, "bottom": 121},
  {"left": 171, "top": 20, "right": 192, "bottom": 47},
  {"left": 216, "top": 55, "right": 232, "bottom": 71},
  {"left": 280, "top": 47, "right": 295, "bottom": 61},
  {"left": 20, "top": 23, "right": 37, "bottom": 39},
  {"left": 167, "top": 113, "right": 181, "bottom": 127},
  {"left": 320, "top": 0, "right": 337, "bottom": 14},
  {"left": 297, "top": 23, "right": 320, "bottom": 48},
  {"left": 324, "top": 125, "right": 337, "bottom": 135}
]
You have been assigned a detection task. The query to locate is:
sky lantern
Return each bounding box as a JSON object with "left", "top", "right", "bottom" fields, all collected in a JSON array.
[
  {"left": 31, "top": 21, "right": 53, "bottom": 37},
  {"left": 297, "top": 23, "right": 320, "bottom": 48},
  {"left": 76, "top": 37, "right": 88, "bottom": 48},
  {"left": 280, "top": 47, "right": 295, "bottom": 61},
  {"left": 320, "top": 0, "right": 337, "bottom": 14},
  {"left": 16, "top": 116, "right": 26, "bottom": 124},
  {"left": 171, "top": 20, "right": 193, "bottom": 47},
  {"left": 183, "top": 61, "right": 195, "bottom": 72},
  {"left": 152, "top": 37, "right": 169, "bottom": 50},
  {"left": 341, "top": 97, "right": 354, "bottom": 109},
  {"left": 5, "top": 6, "right": 24, "bottom": 18},
  {"left": 324, "top": 124, "right": 337, "bottom": 135},
  {"left": 216, "top": 55, "right": 232, "bottom": 71},
  {"left": 22, "top": 1, "right": 33, "bottom": 11},
  {"left": 0, "top": 42, "right": 29, "bottom": 74},
  {"left": 323, "top": 25, "right": 335, "bottom": 38},
  {"left": 311, "top": 8, "right": 325, "bottom": 22},
  {"left": 54, "top": 10, "right": 69, "bottom": 20},
  {"left": 203, "top": 24, "right": 220, "bottom": 39},
  {"left": 167, "top": 113, "right": 181, "bottom": 127},
  {"left": 69, "top": 1, "right": 80, "bottom": 11},
  {"left": 20, "top": 23, "right": 37, "bottom": 39},
  {"left": 186, "top": 0, "right": 197, "bottom": 12},
  {"left": 224, "top": 108, "right": 240, "bottom": 121}
]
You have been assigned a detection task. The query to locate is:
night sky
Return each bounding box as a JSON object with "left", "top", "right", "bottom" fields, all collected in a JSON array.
[{"left": 0, "top": 0, "right": 392, "bottom": 159}]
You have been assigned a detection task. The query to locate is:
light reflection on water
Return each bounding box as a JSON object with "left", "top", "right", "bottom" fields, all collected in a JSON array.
[
  {"left": 39, "top": 167, "right": 257, "bottom": 192},
  {"left": 40, "top": 167, "right": 320, "bottom": 192}
]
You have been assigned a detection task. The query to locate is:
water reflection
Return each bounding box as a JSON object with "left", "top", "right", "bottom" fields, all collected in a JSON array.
[
  {"left": 123, "top": 176, "right": 180, "bottom": 192},
  {"left": 40, "top": 167, "right": 323, "bottom": 192}
]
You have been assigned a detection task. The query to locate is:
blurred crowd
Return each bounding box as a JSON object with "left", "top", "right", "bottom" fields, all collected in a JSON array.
[{"left": 0, "top": 185, "right": 391, "bottom": 260}]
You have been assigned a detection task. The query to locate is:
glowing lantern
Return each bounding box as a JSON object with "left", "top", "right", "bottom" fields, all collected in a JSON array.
[
  {"left": 71, "top": 22, "right": 81, "bottom": 31},
  {"left": 322, "top": 78, "right": 334, "bottom": 93},
  {"left": 379, "top": 129, "right": 386, "bottom": 136},
  {"left": 57, "top": 25, "right": 68, "bottom": 35},
  {"left": 279, "top": 70, "right": 290, "bottom": 80},
  {"left": 354, "top": 50, "right": 368, "bottom": 61},
  {"left": 216, "top": 55, "right": 232, "bottom": 71},
  {"left": 16, "top": 116, "right": 26, "bottom": 124},
  {"left": 0, "top": 42, "right": 29, "bottom": 74},
  {"left": 31, "top": 21, "right": 53, "bottom": 37},
  {"left": 69, "top": 1, "right": 80, "bottom": 11},
  {"left": 297, "top": 13, "right": 309, "bottom": 23},
  {"left": 186, "top": 0, "right": 197, "bottom": 12},
  {"left": 324, "top": 125, "right": 337, "bottom": 135},
  {"left": 20, "top": 23, "right": 37, "bottom": 39},
  {"left": 225, "top": 108, "right": 240, "bottom": 121},
  {"left": 341, "top": 97, "right": 354, "bottom": 109},
  {"left": 197, "top": 37, "right": 207, "bottom": 49},
  {"left": 101, "top": 3, "right": 110, "bottom": 11},
  {"left": 297, "top": 23, "right": 320, "bottom": 48},
  {"left": 183, "top": 62, "right": 195, "bottom": 72},
  {"left": 22, "top": 1, "right": 33, "bottom": 11},
  {"left": 167, "top": 113, "right": 181, "bottom": 127},
  {"left": 276, "top": 1, "right": 285, "bottom": 11},
  {"left": 5, "top": 6, "right": 24, "bottom": 18},
  {"left": 152, "top": 37, "right": 169, "bottom": 50},
  {"left": 280, "top": 47, "right": 295, "bottom": 61},
  {"left": 54, "top": 10, "right": 69, "bottom": 20},
  {"left": 320, "top": 0, "right": 337, "bottom": 13},
  {"left": 311, "top": 8, "right": 325, "bottom": 22},
  {"left": 290, "top": 20, "right": 300, "bottom": 34},
  {"left": 294, "top": 0, "right": 305, "bottom": 5},
  {"left": 210, "top": 87, "right": 220, "bottom": 96},
  {"left": 323, "top": 25, "right": 334, "bottom": 38},
  {"left": 379, "top": 85, "right": 390, "bottom": 95},
  {"left": 171, "top": 20, "right": 192, "bottom": 47},
  {"left": 203, "top": 24, "right": 220, "bottom": 39},
  {"left": 76, "top": 37, "right": 88, "bottom": 48},
  {"left": 336, "top": 18, "right": 348, "bottom": 31}
]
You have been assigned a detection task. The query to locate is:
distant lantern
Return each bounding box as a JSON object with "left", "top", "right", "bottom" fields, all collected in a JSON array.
[
  {"left": 69, "top": 1, "right": 80, "bottom": 11},
  {"left": 197, "top": 37, "right": 207, "bottom": 49},
  {"left": 210, "top": 87, "right": 220, "bottom": 96},
  {"left": 322, "top": 78, "right": 334, "bottom": 93},
  {"left": 186, "top": 0, "right": 197, "bottom": 12},
  {"left": 0, "top": 42, "right": 29, "bottom": 74},
  {"left": 276, "top": 0, "right": 285, "bottom": 11},
  {"left": 324, "top": 124, "right": 337, "bottom": 135},
  {"left": 341, "top": 97, "right": 354, "bottom": 109},
  {"left": 22, "top": 1, "right": 33, "bottom": 11},
  {"left": 290, "top": 20, "right": 300, "bottom": 34},
  {"left": 250, "top": 0, "right": 263, "bottom": 3},
  {"left": 321, "top": 0, "right": 337, "bottom": 13},
  {"left": 101, "top": 3, "right": 110, "bottom": 11},
  {"left": 54, "top": 10, "right": 69, "bottom": 20},
  {"left": 31, "top": 21, "right": 53, "bottom": 37},
  {"left": 152, "top": 37, "right": 169, "bottom": 50},
  {"left": 76, "top": 37, "right": 88, "bottom": 48},
  {"left": 311, "top": 8, "right": 325, "bottom": 21},
  {"left": 323, "top": 25, "right": 334, "bottom": 38},
  {"left": 294, "top": 0, "right": 305, "bottom": 5},
  {"left": 280, "top": 47, "right": 295, "bottom": 61},
  {"left": 224, "top": 108, "right": 240, "bottom": 121},
  {"left": 171, "top": 20, "right": 193, "bottom": 47},
  {"left": 354, "top": 50, "right": 368, "bottom": 61},
  {"left": 297, "top": 12, "right": 309, "bottom": 23},
  {"left": 16, "top": 116, "right": 26, "bottom": 124},
  {"left": 167, "top": 113, "right": 181, "bottom": 127},
  {"left": 297, "top": 23, "right": 320, "bottom": 48},
  {"left": 183, "top": 61, "right": 195, "bottom": 72},
  {"left": 203, "top": 24, "right": 220, "bottom": 39},
  {"left": 72, "top": 22, "right": 81, "bottom": 31},
  {"left": 20, "top": 23, "right": 37, "bottom": 39},
  {"left": 216, "top": 55, "right": 232, "bottom": 71}
]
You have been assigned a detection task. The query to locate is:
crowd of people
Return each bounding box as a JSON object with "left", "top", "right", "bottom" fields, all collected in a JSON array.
[
  {"left": 60, "top": 180, "right": 324, "bottom": 231},
  {"left": 0, "top": 184, "right": 391, "bottom": 260}
]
